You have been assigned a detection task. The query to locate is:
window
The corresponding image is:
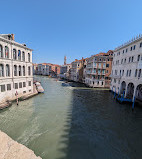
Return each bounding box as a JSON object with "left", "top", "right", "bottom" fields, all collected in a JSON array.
[
  {"left": 135, "top": 69, "right": 137, "bottom": 77},
  {"left": 19, "top": 82, "right": 22, "bottom": 88},
  {"left": 5, "top": 46, "right": 9, "bottom": 58},
  {"left": 7, "top": 84, "right": 11, "bottom": 91},
  {"left": 121, "top": 59, "right": 123, "bottom": 64},
  {"left": 122, "top": 70, "right": 124, "bottom": 76},
  {"left": 0, "top": 64, "right": 4, "bottom": 77},
  {"left": 28, "top": 66, "right": 31, "bottom": 76},
  {"left": 126, "top": 70, "right": 129, "bottom": 77},
  {"left": 126, "top": 48, "right": 128, "bottom": 52},
  {"left": 28, "top": 53, "right": 30, "bottom": 62},
  {"left": 133, "top": 45, "right": 136, "bottom": 50},
  {"left": 140, "top": 42, "right": 142, "bottom": 47},
  {"left": 138, "top": 69, "right": 141, "bottom": 78},
  {"left": 103, "top": 70, "right": 106, "bottom": 74},
  {"left": 14, "top": 65, "right": 17, "bottom": 76},
  {"left": 132, "top": 56, "right": 134, "bottom": 62},
  {"left": 124, "top": 58, "right": 126, "bottom": 63},
  {"left": 23, "top": 66, "right": 25, "bottom": 76},
  {"left": 0, "top": 45, "right": 3, "bottom": 58},
  {"left": 130, "top": 47, "right": 133, "bottom": 51},
  {"left": 6, "top": 64, "right": 10, "bottom": 76},
  {"left": 137, "top": 55, "right": 140, "bottom": 61},
  {"left": 123, "top": 50, "right": 124, "bottom": 54},
  {"left": 129, "top": 70, "right": 131, "bottom": 76},
  {"left": 23, "top": 82, "right": 26, "bottom": 87},
  {"left": 19, "top": 66, "right": 22, "bottom": 76},
  {"left": 99, "top": 63, "right": 101, "bottom": 68},
  {"left": 15, "top": 83, "right": 18, "bottom": 89},
  {"left": 129, "top": 57, "right": 131, "bottom": 63},
  {"left": 18, "top": 50, "right": 21, "bottom": 61},
  {"left": 106, "top": 64, "right": 109, "bottom": 67},
  {"left": 1, "top": 85, "right": 5, "bottom": 92},
  {"left": 13, "top": 49, "right": 17, "bottom": 60},
  {"left": 22, "top": 52, "right": 25, "bottom": 61}
]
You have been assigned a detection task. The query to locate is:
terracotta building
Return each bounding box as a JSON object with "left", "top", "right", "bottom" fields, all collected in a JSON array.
[{"left": 85, "top": 50, "right": 113, "bottom": 88}]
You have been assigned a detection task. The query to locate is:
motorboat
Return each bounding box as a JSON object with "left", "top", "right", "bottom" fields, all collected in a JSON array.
[
  {"left": 62, "top": 82, "right": 70, "bottom": 87},
  {"left": 35, "top": 82, "right": 44, "bottom": 93}
]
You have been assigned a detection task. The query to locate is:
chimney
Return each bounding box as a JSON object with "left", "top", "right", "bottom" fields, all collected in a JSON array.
[{"left": 11, "top": 34, "right": 14, "bottom": 40}]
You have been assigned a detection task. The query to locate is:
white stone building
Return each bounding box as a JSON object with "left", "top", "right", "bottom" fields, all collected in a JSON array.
[
  {"left": 36, "top": 63, "right": 50, "bottom": 75},
  {"left": 0, "top": 34, "right": 33, "bottom": 104},
  {"left": 111, "top": 35, "right": 142, "bottom": 102}
]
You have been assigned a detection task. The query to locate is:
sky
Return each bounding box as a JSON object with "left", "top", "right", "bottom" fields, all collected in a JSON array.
[{"left": 0, "top": 0, "right": 142, "bottom": 65}]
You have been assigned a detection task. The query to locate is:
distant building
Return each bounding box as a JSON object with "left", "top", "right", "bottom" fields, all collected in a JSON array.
[
  {"left": 70, "top": 58, "right": 85, "bottom": 82},
  {"left": 35, "top": 63, "right": 60, "bottom": 77},
  {"left": 111, "top": 35, "right": 142, "bottom": 102},
  {"left": 33, "top": 63, "right": 38, "bottom": 75},
  {"left": 85, "top": 50, "right": 113, "bottom": 88},
  {"left": 59, "top": 64, "right": 72, "bottom": 79},
  {"left": 0, "top": 34, "right": 33, "bottom": 104}
]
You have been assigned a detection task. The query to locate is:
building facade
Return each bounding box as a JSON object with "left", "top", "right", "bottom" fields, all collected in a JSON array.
[
  {"left": 85, "top": 50, "right": 113, "bottom": 88},
  {"left": 70, "top": 58, "right": 85, "bottom": 82},
  {"left": 111, "top": 35, "right": 142, "bottom": 102},
  {"left": 33, "top": 63, "right": 38, "bottom": 75},
  {"left": 0, "top": 34, "right": 33, "bottom": 104}
]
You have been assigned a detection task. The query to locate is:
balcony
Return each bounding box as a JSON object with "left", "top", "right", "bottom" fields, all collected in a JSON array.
[
  {"left": 87, "top": 65, "right": 93, "bottom": 68},
  {"left": 110, "top": 74, "right": 121, "bottom": 79}
]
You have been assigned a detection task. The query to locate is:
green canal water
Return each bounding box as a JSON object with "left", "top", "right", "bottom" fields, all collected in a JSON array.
[{"left": 0, "top": 76, "right": 142, "bottom": 159}]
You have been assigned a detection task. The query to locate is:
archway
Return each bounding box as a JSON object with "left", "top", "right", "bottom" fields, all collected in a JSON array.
[
  {"left": 136, "top": 84, "right": 142, "bottom": 102},
  {"left": 120, "top": 81, "right": 126, "bottom": 94},
  {"left": 126, "top": 83, "right": 134, "bottom": 99}
]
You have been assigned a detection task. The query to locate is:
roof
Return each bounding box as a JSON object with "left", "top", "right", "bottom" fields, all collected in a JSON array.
[{"left": 0, "top": 34, "right": 32, "bottom": 51}]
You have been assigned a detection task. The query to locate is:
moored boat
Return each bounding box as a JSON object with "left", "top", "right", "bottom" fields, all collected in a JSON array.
[{"left": 35, "top": 82, "right": 44, "bottom": 93}]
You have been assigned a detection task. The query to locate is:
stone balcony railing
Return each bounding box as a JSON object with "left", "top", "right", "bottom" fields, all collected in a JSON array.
[{"left": 110, "top": 74, "right": 121, "bottom": 79}]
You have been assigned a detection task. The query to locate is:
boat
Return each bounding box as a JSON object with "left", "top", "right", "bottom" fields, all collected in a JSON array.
[
  {"left": 61, "top": 82, "right": 70, "bottom": 87},
  {"left": 35, "top": 82, "right": 44, "bottom": 93}
]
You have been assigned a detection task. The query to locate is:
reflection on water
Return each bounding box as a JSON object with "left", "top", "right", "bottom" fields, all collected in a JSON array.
[{"left": 0, "top": 76, "right": 142, "bottom": 159}]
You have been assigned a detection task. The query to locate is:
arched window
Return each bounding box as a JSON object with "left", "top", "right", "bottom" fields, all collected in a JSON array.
[
  {"left": 135, "top": 69, "right": 137, "bottom": 77},
  {"left": 138, "top": 69, "right": 141, "bottom": 78},
  {"left": 5, "top": 46, "right": 9, "bottom": 58},
  {"left": 0, "top": 64, "right": 4, "bottom": 77},
  {"left": 22, "top": 52, "right": 25, "bottom": 61},
  {"left": 23, "top": 66, "right": 25, "bottom": 76},
  {"left": 6, "top": 64, "right": 10, "bottom": 76},
  {"left": 138, "top": 55, "right": 140, "bottom": 61},
  {"left": 14, "top": 65, "right": 17, "bottom": 76},
  {"left": 28, "top": 66, "right": 31, "bottom": 76},
  {"left": 129, "top": 70, "right": 131, "bottom": 77},
  {"left": 28, "top": 53, "right": 30, "bottom": 62},
  {"left": 0, "top": 45, "right": 3, "bottom": 58},
  {"left": 13, "top": 49, "right": 17, "bottom": 60},
  {"left": 18, "top": 50, "right": 21, "bottom": 61},
  {"left": 19, "top": 66, "right": 22, "bottom": 76}
]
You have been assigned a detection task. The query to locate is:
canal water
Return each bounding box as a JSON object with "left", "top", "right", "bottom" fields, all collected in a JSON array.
[{"left": 0, "top": 76, "right": 142, "bottom": 159}]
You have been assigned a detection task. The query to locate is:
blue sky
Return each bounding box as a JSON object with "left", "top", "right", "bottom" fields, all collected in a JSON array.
[{"left": 0, "top": 0, "right": 142, "bottom": 64}]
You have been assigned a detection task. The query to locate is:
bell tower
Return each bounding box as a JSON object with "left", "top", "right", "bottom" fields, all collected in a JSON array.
[{"left": 64, "top": 56, "right": 67, "bottom": 65}]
